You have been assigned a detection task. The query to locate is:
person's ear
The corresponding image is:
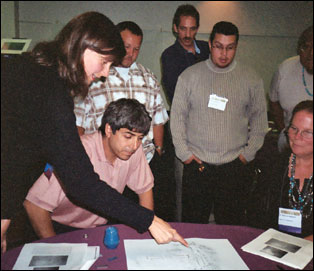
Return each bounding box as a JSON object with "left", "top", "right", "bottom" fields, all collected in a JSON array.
[
  {"left": 105, "top": 124, "right": 113, "bottom": 138},
  {"left": 173, "top": 24, "right": 178, "bottom": 34}
]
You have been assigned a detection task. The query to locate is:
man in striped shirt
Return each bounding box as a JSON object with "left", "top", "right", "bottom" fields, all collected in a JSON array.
[
  {"left": 74, "top": 21, "right": 168, "bottom": 163},
  {"left": 170, "top": 21, "right": 268, "bottom": 225}
]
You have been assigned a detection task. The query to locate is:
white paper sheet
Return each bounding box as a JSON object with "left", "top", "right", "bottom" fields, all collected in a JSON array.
[
  {"left": 241, "top": 228, "right": 313, "bottom": 269},
  {"left": 12, "top": 243, "right": 99, "bottom": 270},
  {"left": 124, "top": 238, "right": 249, "bottom": 270},
  {"left": 79, "top": 246, "right": 100, "bottom": 270}
]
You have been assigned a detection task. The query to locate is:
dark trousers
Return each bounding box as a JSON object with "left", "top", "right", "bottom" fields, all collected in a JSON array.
[
  {"left": 182, "top": 158, "right": 254, "bottom": 225},
  {"left": 150, "top": 148, "right": 176, "bottom": 222}
]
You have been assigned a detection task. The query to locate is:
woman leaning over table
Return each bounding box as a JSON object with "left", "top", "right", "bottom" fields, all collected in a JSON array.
[
  {"left": 253, "top": 100, "right": 313, "bottom": 241},
  {"left": 1, "top": 11, "right": 187, "bottom": 253}
]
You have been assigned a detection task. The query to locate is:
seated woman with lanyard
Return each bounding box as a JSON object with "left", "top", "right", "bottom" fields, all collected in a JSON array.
[{"left": 251, "top": 100, "right": 313, "bottom": 241}]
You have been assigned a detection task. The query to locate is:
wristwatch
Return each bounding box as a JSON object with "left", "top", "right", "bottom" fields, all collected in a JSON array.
[{"left": 155, "top": 145, "right": 165, "bottom": 155}]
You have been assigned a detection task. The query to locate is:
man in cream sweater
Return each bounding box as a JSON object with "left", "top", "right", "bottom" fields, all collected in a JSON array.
[{"left": 170, "top": 21, "right": 268, "bottom": 225}]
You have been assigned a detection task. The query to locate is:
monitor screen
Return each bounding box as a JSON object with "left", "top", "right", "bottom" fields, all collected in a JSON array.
[{"left": 1, "top": 38, "right": 31, "bottom": 54}]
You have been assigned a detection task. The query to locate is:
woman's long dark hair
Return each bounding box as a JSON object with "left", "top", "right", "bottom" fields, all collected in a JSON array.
[{"left": 31, "top": 12, "right": 126, "bottom": 98}]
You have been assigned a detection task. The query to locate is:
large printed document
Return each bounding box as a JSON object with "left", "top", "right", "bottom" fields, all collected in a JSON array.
[
  {"left": 12, "top": 243, "right": 99, "bottom": 270},
  {"left": 241, "top": 228, "right": 313, "bottom": 269},
  {"left": 124, "top": 238, "right": 249, "bottom": 270}
]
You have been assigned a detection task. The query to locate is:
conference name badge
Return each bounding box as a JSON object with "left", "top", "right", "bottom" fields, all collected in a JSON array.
[
  {"left": 278, "top": 207, "right": 302, "bottom": 234},
  {"left": 208, "top": 94, "right": 228, "bottom": 111}
]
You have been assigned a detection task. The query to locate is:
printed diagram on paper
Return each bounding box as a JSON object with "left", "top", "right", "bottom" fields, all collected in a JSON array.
[
  {"left": 144, "top": 242, "right": 217, "bottom": 269},
  {"left": 124, "top": 238, "right": 249, "bottom": 270}
]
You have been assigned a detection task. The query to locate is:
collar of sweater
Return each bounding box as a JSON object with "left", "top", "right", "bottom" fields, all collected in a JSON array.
[{"left": 206, "top": 57, "right": 237, "bottom": 74}]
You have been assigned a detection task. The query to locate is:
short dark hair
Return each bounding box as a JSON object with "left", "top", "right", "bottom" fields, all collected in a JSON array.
[
  {"left": 116, "top": 21, "right": 143, "bottom": 38},
  {"left": 173, "top": 4, "right": 200, "bottom": 28},
  {"left": 290, "top": 100, "right": 313, "bottom": 126},
  {"left": 99, "top": 98, "right": 151, "bottom": 136},
  {"left": 297, "top": 25, "right": 313, "bottom": 55},
  {"left": 210, "top": 21, "right": 239, "bottom": 44}
]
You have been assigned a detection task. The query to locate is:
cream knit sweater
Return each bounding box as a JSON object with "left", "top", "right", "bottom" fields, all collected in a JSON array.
[{"left": 170, "top": 58, "right": 268, "bottom": 164}]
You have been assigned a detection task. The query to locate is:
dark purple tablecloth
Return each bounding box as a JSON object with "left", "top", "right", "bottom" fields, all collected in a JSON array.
[{"left": 1, "top": 223, "right": 313, "bottom": 270}]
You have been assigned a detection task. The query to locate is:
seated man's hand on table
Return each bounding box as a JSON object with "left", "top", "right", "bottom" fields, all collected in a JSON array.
[
  {"left": 148, "top": 216, "right": 188, "bottom": 247},
  {"left": 304, "top": 234, "right": 313, "bottom": 242},
  {"left": 1, "top": 219, "right": 11, "bottom": 253}
]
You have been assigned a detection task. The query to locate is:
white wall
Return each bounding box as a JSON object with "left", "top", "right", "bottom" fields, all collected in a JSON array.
[
  {"left": 1, "top": 1, "right": 15, "bottom": 39},
  {"left": 3, "top": 1, "right": 313, "bottom": 108}
]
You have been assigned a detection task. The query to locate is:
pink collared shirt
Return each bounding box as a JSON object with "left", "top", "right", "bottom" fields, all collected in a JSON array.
[{"left": 26, "top": 131, "right": 154, "bottom": 228}]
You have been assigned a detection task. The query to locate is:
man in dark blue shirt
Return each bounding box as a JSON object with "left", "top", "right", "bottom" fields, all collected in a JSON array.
[
  {"left": 160, "top": 4, "right": 210, "bottom": 222},
  {"left": 161, "top": 4, "right": 210, "bottom": 104}
]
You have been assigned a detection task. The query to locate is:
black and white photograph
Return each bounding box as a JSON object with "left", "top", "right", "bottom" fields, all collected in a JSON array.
[
  {"left": 29, "top": 255, "right": 68, "bottom": 268},
  {"left": 265, "top": 238, "right": 301, "bottom": 253},
  {"left": 260, "top": 246, "right": 288, "bottom": 259}
]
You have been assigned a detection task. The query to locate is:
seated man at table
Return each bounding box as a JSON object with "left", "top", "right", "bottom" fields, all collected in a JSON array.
[{"left": 23, "top": 98, "right": 154, "bottom": 239}]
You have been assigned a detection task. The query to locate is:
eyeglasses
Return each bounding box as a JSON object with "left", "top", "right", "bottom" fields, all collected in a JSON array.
[
  {"left": 211, "top": 44, "right": 237, "bottom": 53},
  {"left": 288, "top": 125, "right": 313, "bottom": 140}
]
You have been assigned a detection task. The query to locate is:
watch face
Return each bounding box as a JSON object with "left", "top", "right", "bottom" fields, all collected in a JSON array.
[{"left": 155, "top": 145, "right": 165, "bottom": 154}]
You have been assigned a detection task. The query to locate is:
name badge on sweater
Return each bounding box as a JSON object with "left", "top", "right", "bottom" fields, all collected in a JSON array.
[
  {"left": 278, "top": 207, "right": 302, "bottom": 234},
  {"left": 208, "top": 94, "right": 228, "bottom": 111}
]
